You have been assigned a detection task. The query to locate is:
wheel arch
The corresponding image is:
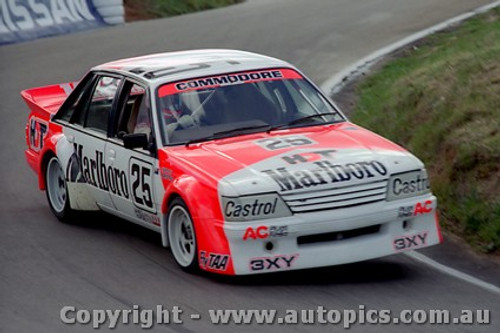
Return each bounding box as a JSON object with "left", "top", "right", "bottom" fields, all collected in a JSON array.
[
  {"left": 160, "top": 176, "right": 234, "bottom": 274},
  {"left": 37, "top": 131, "right": 65, "bottom": 191},
  {"left": 161, "top": 191, "right": 183, "bottom": 247},
  {"left": 39, "top": 149, "right": 57, "bottom": 190}
]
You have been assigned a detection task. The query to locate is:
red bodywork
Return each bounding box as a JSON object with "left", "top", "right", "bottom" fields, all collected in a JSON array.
[
  {"left": 22, "top": 83, "right": 75, "bottom": 190},
  {"left": 156, "top": 123, "right": 407, "bottom": 274}
]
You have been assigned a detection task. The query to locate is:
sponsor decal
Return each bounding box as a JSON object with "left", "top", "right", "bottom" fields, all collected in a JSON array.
[
  {"left": 225, "top": 198, "right": 278, "bottom": 219},
  {"left": 243, "top": 225, "right": 288, "bottom": 241},
  {"left": 221, "top": 194, "right": 291, "bottom": 221},
  {"left": 28, "top": 117, "right": 48, "bottom": 152},
  {"left": 74, "top": 143, "right": 129, "bottom": 199},
  {"left": 199, "top": 251, "right": 229, "bottom": 271},
  {"left": 413, "top": 200, "right": 433, "bottom": 215},
  {"left": 249, "top": 254, "right": 298, "bottom": 272},
  {"left": 0, "top": 0, "right": 104, "bottom": 45},
  {"left": 71, "top": 145, "right": 155, "bottom": 212},
  {"left": 393, "top": 231, "right": 428, "bottom": 251},
  {"left": 158, "top": 69, "right": 302, "bottom": 97},
  {"left": 398, "top": 200, "right": 433, "bottom": 218},
  {"left": 66, "top": 151, "right": 85, "bottom": 183},
  {"left": 281, "top": 149, "right": 336, "bottom": 165},
  {"left": 134, "top": 208, "right": 160, "bottom": 226},
  {"left": 175, "top": 70, "right": 284, "bottom": 92},
  {"left": 129, "top": 158, "right": 155, "bottom": 213},
  {"left": 388, "top": 170, "right": 429, "bottom": 200},
  {"left": 262, "top": 160, "right": 388, "bottom": 192},
  {"left": 398, "top": 205, "right": 414, "bottom": 218},
  {"left": 255, "top": 135, "right": 315, "bottom": 151}
]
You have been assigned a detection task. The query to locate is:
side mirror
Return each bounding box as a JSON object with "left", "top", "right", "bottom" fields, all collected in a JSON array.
[{"left": 123, "top": 133, "right": 148, "bottom": 150}]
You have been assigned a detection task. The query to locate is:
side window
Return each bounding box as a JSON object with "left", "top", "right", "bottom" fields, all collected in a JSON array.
[
  {"left": 54, "top": 74, "right": 94, "bottom": 123},
  {"left": 60, "top": 83, "right": 86, "bottom": 122},
  {"left": 84, "top": 76, "right": 122, "bottom": 133},
  {"left": 117, "top": 83, "right": 151, "bottom": 142}
]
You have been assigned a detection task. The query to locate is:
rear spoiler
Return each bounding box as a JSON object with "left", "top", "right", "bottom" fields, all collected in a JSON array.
[{"left": 21, "top": 82, "right": 78, "bottom": 119}]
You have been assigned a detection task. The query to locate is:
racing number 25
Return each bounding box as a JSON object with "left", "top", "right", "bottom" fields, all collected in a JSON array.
[
  {"left": 130, "top": 159, "right": 155, "bottom": 212},
  {"left": 257, "top": 135, "right": 314, "bottom": 150}
]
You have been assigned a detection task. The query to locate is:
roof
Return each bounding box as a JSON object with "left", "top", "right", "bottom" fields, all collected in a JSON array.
[{"left": 94, "top": 49, "right": 294, "bottom": 84}]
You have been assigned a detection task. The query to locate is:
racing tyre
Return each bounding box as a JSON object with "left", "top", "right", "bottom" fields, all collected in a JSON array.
[
  {"left": 168, "top": 198, "right": 199, "bottom": 272},
  {"left": 45, "top": 156, "right": 73, "bottom": 222}
]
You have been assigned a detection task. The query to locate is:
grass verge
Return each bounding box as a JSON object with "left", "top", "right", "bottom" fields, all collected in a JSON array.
[
  {"left": 124, "top": 0, "right": 242, "bottom": 21},
  {"left": 352, "top": 8, "right": 500, "bottom": 254}
]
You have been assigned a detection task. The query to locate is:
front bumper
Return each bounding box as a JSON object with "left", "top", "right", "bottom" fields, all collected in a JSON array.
[{"left": 221, "top": 194, "right": 441, "bottom": 275}]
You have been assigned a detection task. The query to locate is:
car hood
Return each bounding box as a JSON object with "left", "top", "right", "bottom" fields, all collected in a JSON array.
[{"left": 160, "top": 122, "right": 424, "bottom": 196}]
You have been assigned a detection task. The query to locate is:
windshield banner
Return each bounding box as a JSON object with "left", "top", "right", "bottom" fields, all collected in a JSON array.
[{"left": 158, "top": 69, "right": 303, "bottom": 98}]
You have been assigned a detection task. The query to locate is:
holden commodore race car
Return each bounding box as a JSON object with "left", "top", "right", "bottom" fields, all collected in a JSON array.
[{"left": 22, "top": 49, "right": 442, "bottom": 275}]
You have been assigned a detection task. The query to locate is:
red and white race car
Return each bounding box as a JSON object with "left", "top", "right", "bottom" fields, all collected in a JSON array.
[{"left": 22, "top": 49, "right": 442, "bottom": 275}]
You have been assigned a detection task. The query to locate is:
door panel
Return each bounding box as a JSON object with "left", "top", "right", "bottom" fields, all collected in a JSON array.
[
  {"left": 62, "top": 74, "right": 123, "bottom": 210},
  {"left": 104, "top": 80, "right": 162, "bottom": 228},
  {"left": 64, "top": 127, "right": 114, "bottom": 209},
  {"left": 105, "top": 142, "right": 161, "bottom": 227}
]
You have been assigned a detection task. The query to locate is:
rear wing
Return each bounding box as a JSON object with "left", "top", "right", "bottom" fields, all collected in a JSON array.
[{"left": 20, "top": 82, "right": 77, "bottom": 119}]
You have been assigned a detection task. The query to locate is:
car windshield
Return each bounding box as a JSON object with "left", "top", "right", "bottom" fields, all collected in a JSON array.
[{"left": 156, "top": 68, "right": 344, "bottom": 145}]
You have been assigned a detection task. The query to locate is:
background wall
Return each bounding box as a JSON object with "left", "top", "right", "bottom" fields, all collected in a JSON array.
[{"left": 0, "top": 0, "right": 124, "bottom": 45}]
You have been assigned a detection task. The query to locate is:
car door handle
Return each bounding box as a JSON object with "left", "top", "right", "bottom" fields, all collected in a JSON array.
[{"left": 108, "top": 149, "right": 116, "bottom": 160}]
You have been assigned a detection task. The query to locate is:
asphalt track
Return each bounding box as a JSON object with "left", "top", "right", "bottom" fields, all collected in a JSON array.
[{"left": 1, "top": 1, "right": 499, "bottom": 332}]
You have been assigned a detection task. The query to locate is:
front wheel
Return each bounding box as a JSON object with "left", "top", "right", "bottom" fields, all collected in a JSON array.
[
  {"left": 167, "top": 198, "right": 199, "bottom": 272},
  {"left": 45, "top": 156, "right": 73, "bottom": 222}
]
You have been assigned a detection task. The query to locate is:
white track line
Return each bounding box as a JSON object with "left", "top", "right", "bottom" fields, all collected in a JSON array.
[
  {"left": 320, "top": 0, "right": 500, "bottom": 294},
  {"left": 320, "top": 0, "right": 500, "bottom": 94},
  {"left": 405, "top": 251, "right": 500, "bottom": 295}
]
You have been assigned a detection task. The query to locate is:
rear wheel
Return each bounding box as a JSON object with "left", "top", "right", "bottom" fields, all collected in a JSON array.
[
  {"left": 167, "top": 198, "right": 199, "bottom": 272},
  {"left": 45, "top": 156, "right": 73, "bottom": 221}
]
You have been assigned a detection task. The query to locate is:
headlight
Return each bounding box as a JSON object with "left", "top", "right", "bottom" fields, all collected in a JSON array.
[
  {"left": 387, "top": 169, "right": 430, "bottom": 201},
  {"left": 221, "top": 193, "right": 292, "bottom": 222}
]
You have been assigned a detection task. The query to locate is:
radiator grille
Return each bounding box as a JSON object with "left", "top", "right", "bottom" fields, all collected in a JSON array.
[{"left": 281, "top": 180, "right": 387, "bottom": 213}]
